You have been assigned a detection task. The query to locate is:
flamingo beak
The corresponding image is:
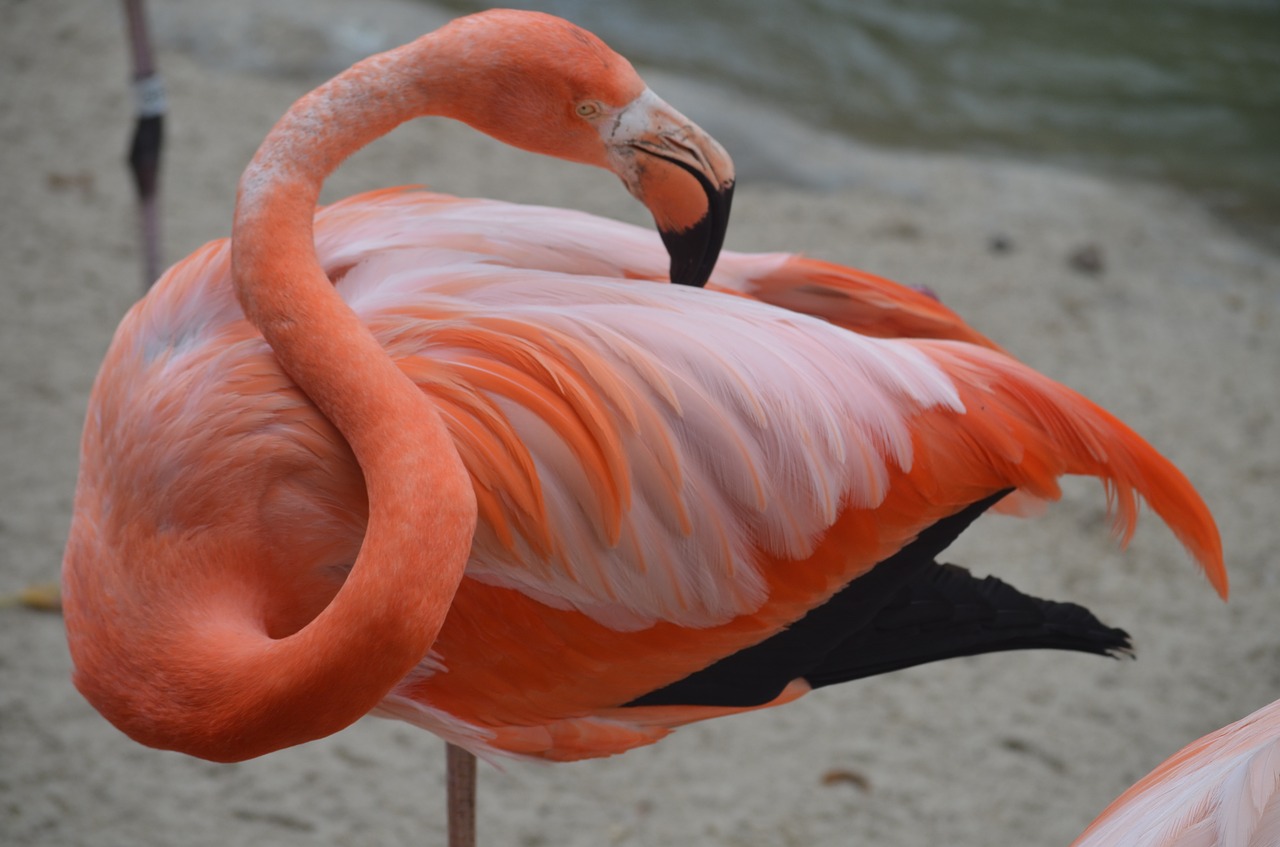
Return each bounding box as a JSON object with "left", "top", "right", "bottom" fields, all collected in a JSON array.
[{"left": 607, "top": 90, "right": 735, "bottom": 287}]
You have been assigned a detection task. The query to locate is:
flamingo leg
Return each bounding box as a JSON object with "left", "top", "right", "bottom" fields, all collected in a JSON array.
[
  {"left": 120, "top": 0, "right": 166, "bottom": 290},
  {"left": 19, "top": 1, "right": 169, "bottom": 620},
  {"left": 446, "top": 743, "right": 477, "bottom": 847}
]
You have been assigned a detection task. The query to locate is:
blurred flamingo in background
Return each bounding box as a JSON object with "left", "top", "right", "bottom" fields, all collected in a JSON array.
[
  {"left": 65, "top": 9, "right": 1227, "bottom": 845},
  {"left": 1072, "top": 698, "right": 1279, "bottom": 847}
]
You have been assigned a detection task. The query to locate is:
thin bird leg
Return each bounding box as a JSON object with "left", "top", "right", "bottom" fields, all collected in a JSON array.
[
  {"left": 1, "top": 1, "right": 163, "bottom": 614},
  {"left": 446, "top": 743, "right": 477, "bottom": 847},
  {"left": 15, "top": 1, "right": 167, "bottom": 613},
  {"left": 121, "top": 0, "right": 166, "bottom": 289}
]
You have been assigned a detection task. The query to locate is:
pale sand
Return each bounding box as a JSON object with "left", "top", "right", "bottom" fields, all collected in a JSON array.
[{"left": 3, "top": 1, "right": 1279, "bottom": 845}]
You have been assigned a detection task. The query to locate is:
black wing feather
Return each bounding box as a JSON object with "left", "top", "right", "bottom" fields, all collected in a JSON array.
[{"left": 625, "top": 490, "right": 1129, "bottom": 709}]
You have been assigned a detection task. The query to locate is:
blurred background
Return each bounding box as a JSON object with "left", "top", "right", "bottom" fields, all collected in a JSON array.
[{"left": 3, "top": 2, "right": 1277, "bottom": 846}]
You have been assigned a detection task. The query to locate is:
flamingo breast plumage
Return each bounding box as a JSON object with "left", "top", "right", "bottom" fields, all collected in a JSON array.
[{"left": 63, "top": 8, "right": 1224, "bottom": 778}]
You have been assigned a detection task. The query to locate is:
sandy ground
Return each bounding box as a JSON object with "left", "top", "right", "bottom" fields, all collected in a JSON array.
[{"left": 3, "top": 1, "right": 1279, "bottom": 845}]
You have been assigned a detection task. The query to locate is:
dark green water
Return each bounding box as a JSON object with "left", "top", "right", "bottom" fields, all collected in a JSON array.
[{"left": 437, "top": 0, "right": 1280, "bottom": 247}]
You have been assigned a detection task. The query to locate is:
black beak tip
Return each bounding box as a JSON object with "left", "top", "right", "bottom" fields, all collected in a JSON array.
[{"left": 662, "top": 179, "right": 735, "bottom": 288}]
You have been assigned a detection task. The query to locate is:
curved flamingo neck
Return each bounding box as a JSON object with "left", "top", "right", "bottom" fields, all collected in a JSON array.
[
  {"left": 233, "top": 43, "right": 436, "bottom": 442},
  {"left": 193, "top": 36, "right": 476, "bottom": 761}
]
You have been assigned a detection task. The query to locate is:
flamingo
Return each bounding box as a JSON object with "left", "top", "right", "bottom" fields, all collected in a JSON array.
[
  {"left": 1071, "top": 698, "right": 1280, "bottom": 846},
  {"left": 62, "top": 8, "right": 1227, "bottom": 841}
]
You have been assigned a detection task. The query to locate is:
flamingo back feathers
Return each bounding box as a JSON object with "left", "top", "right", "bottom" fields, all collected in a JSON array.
[
  {"left": 332, "top": 225, "right": 1227, "bottom": 643},
  {"left": 335, "top": 246, "right": 972, "bottom": 631},
  {"left": 313, "top": 188, "right": 1001, "bottom": 350},
  {"left": 315, "top": 190, "right": 1224, "bottom": 616}
]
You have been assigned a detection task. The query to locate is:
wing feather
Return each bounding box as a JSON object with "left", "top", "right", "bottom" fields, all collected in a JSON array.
[{"left": 334, "top": 245, "right": 964, "bottom": 628}]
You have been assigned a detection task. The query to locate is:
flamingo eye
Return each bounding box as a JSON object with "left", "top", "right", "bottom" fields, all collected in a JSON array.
[{"left": 575, "top": 101, "right": 601, "bottom": 118}]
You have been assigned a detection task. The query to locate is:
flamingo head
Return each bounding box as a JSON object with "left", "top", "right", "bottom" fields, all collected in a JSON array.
[{"left": 428, "top": 10, "right": 736, "bottom": 287}]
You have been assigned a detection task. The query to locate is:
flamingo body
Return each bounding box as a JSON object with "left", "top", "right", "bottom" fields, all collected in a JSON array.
[
  {"left": 69, "top": 181, "right": 1223, "bottom": 761},
  {"left": 1072, "top": 698, "right": 1280, "bottom": 847},
  {"left": 63, "top": 10, "right": 1224, "bottom": 769}
]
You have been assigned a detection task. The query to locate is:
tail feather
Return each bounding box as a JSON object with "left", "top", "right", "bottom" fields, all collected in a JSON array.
[{"left": 918, "top": 340, "right": 1227, "bottom": 598}]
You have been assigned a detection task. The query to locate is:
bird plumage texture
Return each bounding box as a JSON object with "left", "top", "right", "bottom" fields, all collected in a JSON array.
[
  {"left": 63, "top": 10, "right": 1224, "bottom": 768},
  {"left": 70, "top": 186, "right": 1223, "bottom": 761}
]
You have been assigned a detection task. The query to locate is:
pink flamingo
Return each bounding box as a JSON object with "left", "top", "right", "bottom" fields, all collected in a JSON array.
[{"left": 63, "top": 9, "right": 1226, "bottom": 842}]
